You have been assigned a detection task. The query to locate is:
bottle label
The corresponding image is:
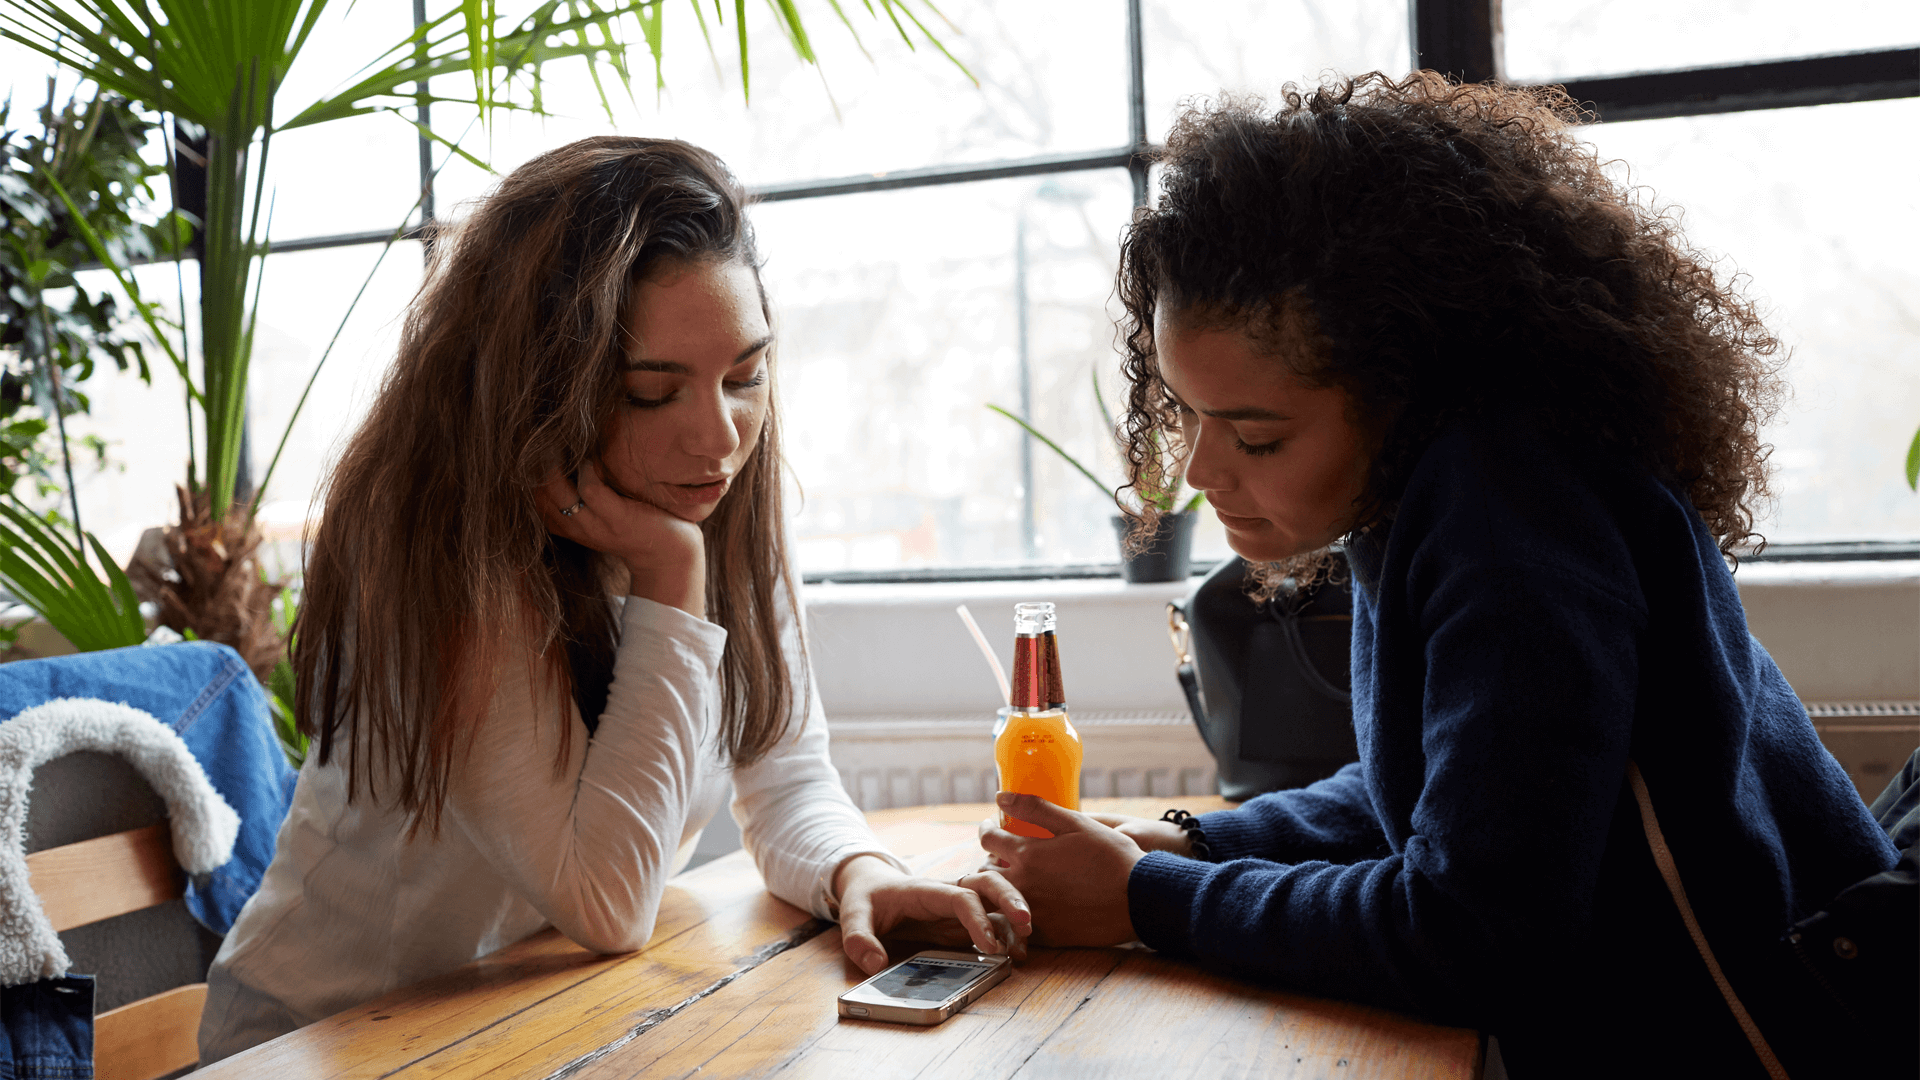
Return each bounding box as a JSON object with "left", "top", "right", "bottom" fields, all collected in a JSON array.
[{"left": 1011, "top": 631, "right": 1067, "bottom": 711}]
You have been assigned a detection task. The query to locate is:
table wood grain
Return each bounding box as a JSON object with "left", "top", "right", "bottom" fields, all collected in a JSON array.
[{"left": 196, "top": 798, "right": 1482, "bottom": 1080}]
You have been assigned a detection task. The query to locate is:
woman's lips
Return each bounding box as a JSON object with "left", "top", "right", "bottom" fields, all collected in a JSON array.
[
  {"left": 658, "top": 477, "right": 731, "bottom": 509},
  {"left": 1213, "top": 507, "right": 1269, "bottom": 531}
]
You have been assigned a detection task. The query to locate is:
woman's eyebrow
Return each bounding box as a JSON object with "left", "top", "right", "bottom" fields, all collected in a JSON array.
[
  {"left": 1202, "top": 406, "right": 1291, "bottom": 421},
  {"left": 731, "top": 335, "right": 774, "bottom": 366},
  {"left": 626, "top": 335, "right": 774, "bottom": 373}
]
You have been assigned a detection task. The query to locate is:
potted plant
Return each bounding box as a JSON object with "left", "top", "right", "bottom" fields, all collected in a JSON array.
[
  {"left": 989, "top": 372, "right": 1204, "bottom": 582},
  {"left": 4, "top": 0, "right": 968, "bottom": 682}
]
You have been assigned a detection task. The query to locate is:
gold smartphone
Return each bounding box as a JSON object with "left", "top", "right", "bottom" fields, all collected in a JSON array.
[{"left": 836, "top": 950, "right": 1013, "bottom": 1025}]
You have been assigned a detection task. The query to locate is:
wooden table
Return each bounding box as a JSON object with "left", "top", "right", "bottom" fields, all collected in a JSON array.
[{"left": 196, "top": 798, "right": 1482, "bottom": 1079}]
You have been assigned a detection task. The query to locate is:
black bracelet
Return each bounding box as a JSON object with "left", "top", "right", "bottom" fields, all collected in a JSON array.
[{"left": 1160, "top": 808, "right": 1214, "bottom": 862}]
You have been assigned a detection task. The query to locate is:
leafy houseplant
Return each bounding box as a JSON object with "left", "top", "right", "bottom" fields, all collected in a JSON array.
[
  {"left": 989, "top": 372, "right": 1205, "bottom": 581},
  {"left": 2, "top": 0, "right": 967, "bottom": 682},
  {"left": 0, "top": 86, "right": 179, "bottom": 655}
]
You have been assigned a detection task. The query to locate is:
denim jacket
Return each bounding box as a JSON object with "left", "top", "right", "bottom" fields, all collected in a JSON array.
[
  {"left": 0, "top": 642, "right": 295, "bottom": 934},
  {"left": 0, "top": 977, "right": 92, "bottom": 1080}
]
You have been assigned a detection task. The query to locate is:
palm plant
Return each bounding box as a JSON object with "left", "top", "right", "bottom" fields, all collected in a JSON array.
[
  {"left": 2, "top": 0, "right": 965, "bottom": 676},
  {"left": 0, "top": 500, "right": 144, "bottom": 652}
]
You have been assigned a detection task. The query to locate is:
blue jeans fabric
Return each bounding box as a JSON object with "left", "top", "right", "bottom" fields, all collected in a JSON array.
[
  {"left": 0, "top": 642, "right": 296, "bottom": 935},
  {"left": 0, "top": 975, "right": 92, "bottom": 1079}
]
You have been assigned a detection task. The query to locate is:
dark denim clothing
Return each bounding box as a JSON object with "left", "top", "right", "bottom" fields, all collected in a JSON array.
[
  {"left": 0, "top": 642, "right": 295, "bottom": 934},
  {"left": 0, "top": 976, "right": 92, "bottom": 1079}
]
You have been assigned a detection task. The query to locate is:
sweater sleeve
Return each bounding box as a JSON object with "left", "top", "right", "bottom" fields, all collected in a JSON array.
[
  {"left": 444, "top": 598, "right": 725, "bottom": 955},
  {"left": 1127, "top": 564, "right": 1643, "bottom": 1021},
  {"left": 729, "top": 579, "right": 910, "bottom": 919},
  {"left": 1196, "top": 763, "right": 1388, "bottom": 864}
]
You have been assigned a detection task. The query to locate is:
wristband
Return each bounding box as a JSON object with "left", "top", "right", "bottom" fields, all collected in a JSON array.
[{"left": 1159, "top": 808, "right": 1214, "bottom": 862}]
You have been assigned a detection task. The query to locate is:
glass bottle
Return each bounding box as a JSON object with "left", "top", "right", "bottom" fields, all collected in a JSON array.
[{"left": 995, "top": 601, "right": 1082, "bottom": 838}]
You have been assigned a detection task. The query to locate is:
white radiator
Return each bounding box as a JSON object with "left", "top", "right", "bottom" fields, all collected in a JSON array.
[{"left": 827, "top": 711, "right": 1218, "bottom": 812}]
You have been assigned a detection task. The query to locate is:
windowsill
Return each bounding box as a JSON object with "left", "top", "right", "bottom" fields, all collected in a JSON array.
[
  {"left": 801, "top": 557, "right": 1920, "bottom": 720},
  {"left": 1732, "top": 558, "right": 1920, "bottom": 586}
]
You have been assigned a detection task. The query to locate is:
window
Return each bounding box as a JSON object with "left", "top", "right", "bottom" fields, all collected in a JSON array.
[{"left": 7, "top": 2, "right": 1916, "bottom": 574}]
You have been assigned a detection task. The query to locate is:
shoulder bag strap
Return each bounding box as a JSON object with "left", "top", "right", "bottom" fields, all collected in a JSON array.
[
  {"left": 1166, "top": 602, "right": 1215, "bottom": 755},
  {"left": 1626, "top": 760, "right": 1790, "bottom": 1080}
]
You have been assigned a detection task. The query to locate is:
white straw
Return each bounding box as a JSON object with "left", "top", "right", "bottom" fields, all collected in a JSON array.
[{"left": 955, "top": 604, "right": 1011, "bottom": 705}]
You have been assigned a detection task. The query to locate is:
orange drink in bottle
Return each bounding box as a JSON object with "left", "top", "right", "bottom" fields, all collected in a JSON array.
[{"left": 996, "top": 602, "right": 1081, "bottom": 838}]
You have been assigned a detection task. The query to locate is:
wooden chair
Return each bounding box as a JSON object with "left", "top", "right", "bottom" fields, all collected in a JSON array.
[{"left": 23, "top": 751, "right": 222, "bottom": 1080}]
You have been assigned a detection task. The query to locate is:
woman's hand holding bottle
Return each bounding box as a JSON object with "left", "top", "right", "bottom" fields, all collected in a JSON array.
[
  {"left": 1084, "top": 813, "right": 1195, "bottom": 856},
  {"left": 977, "top": 792, "right": 1147, "bottom": 948}
]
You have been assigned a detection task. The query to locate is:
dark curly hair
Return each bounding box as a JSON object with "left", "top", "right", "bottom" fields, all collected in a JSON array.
[{"left": 1117, "top": 72, "right": 1784, "bottom": 594}]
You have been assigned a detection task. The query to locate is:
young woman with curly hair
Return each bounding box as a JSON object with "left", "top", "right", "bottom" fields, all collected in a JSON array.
[
  {"left": 981, "top": 73, "right": 1898, "bottom": 1078},
  {"left": 198, "top": 138, "right": 1028, "bottom": 1063}
]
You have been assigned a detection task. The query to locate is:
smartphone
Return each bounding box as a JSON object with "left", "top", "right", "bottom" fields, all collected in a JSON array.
[{"left": 836, "top": 950, "right": 1012, "bottom": 1025}]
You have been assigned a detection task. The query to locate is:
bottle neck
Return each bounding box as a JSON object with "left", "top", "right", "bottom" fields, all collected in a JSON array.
[{"left": 1010, "top": 631, "right": 1066, "bottom": 712}]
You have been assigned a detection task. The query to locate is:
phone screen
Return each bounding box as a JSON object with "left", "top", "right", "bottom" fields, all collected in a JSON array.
[{"left": 867, "top": 957, "right": 992, "bottom": 1002}]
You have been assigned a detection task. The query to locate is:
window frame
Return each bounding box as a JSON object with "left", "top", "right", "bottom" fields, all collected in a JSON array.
[{"left": 194, "top": 0, "right": 1920, "bottom": 582}]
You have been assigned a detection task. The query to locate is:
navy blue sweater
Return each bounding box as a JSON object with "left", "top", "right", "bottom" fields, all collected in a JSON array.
[{"left": 1127, "top": 420, "right": 1897, "bottom": 1078}]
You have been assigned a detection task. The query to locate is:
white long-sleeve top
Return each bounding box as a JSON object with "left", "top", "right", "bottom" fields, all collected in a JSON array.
[{"left": 198, "top": 590, "right": 903, "bottom": 1064}]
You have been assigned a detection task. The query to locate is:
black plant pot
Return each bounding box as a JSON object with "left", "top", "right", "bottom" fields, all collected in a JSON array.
[{"left": 1111, "top": 512, "right": 1196, "bottom": 583}]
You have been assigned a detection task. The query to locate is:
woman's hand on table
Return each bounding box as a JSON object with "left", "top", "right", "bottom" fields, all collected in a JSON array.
[
  {"left": 831, "top": 855, "right": 1032, "bottom": 975},
  {"left": 976, "top": 793, "right": 1145, "bottom": 948}
]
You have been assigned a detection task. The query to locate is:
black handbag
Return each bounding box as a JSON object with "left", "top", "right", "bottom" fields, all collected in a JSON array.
[{"left": 1168, "top": 554, "right": 1359, "bottom": 801}]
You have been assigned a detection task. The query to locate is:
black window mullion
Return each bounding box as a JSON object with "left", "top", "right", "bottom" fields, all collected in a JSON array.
[
  {"left": 1126, "top": 0, "right": 1149, "bottom": 208},
  {"left": 1410, "top": 0, "right": 1503, "bottom": 84},
  {"left": 1548, "top": 47, "right": 1920, "bottom": 123},
  {"left": 413, "top": 0, "right": 435, "bottom": 258}
]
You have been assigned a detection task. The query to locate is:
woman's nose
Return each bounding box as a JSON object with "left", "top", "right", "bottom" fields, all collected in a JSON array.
[
  {"left": 1181, "top": 422, "right": 1231, "bottom": 494},
  {"left": 682, "top": 389, "right": 743, "bottom": 460}
]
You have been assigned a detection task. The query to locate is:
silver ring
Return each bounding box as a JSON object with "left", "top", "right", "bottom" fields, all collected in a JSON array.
[{"left": 560, "top": 500, "right": 585, "bottom": 518}]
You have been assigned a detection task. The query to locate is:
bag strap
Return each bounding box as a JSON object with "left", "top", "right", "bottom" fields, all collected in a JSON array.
[
  {"left": 1626, "top": 760, "right": 1790, "bottom": 1080},
  {"left": 1166, "top": 602, "right": 1216, "bottom": 755}
]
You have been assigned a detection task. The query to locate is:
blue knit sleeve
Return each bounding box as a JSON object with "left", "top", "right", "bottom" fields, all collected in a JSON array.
[
  {"left": 1195, "top": 763, "right": 1387, "bottom": 864},
  {"left": 1127, "top": 565, "right": 1644, "bottom": 1022}
]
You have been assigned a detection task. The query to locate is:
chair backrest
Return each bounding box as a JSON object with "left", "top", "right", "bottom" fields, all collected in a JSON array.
[{"left": 24, "top": 751, "right": 219, "bottom": 1080}]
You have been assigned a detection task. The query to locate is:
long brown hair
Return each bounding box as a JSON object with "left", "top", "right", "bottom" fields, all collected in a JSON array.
[
  {"left": 1116, "top": 73, "right": 1784, "bottom": 592},
  {"left": 295, "top": 137, "right": 799, "bottom": 833}
]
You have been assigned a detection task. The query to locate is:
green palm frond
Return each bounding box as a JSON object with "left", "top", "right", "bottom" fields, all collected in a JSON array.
[
  {"left": 0, "top": 500, "right": 145, "bottom": 653},
  {"left": 2, "top": 0, "right": 971, "bottom": 523}
]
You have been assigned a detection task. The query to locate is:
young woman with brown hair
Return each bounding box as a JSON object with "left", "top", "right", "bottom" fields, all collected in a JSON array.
[
  {"left": 198, "top": 137, "right": 1027, "bottom": 1062},
  {"left": 982, "top": 75, "right": 1901, "bottom": 1078}
]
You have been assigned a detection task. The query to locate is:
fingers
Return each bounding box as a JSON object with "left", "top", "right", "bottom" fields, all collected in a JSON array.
[
  {"left": 977, "top": 822, "right": 1026, "bottom": 866},
  {"left": 995, "top": 792, "right": 1092, "bottom": 837},
  {"left": 957, "top": 870, "right": 1031, "bottom": 930},
  {"left": 537, "top": 467, "right": 597, "bottom": 545},
  {"left": 985, "top": 912, "right": 1029, "bottom": 962},
  {"left": 840, "top": 880, "right": 890, "bottom": 972},
  {"left": 577, "top": 458, "right": 612, "bottom": 503},
  {"left": 837, "top": 892, "right": 888, "bottom": 975},
  {"left": 945, "top": 884, "right": 999, "bottom": 955}
]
